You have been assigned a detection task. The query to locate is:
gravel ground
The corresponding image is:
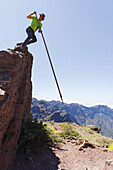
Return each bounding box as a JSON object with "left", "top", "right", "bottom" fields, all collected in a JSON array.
[{"left": 10, "top": 141, "right": 113, "bottom": 170}]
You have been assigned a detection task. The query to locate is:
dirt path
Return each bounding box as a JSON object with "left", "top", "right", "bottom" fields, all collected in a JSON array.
[
  {"left": 52, "top": 141, "right": 113, "bottom": 170},
  {"left": 11, "top": 141, "right": 113, "bottom": 170}
]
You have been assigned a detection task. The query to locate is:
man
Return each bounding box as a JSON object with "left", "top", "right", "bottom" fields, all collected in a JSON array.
[{"left": 22, "top": 11, "right": 45, "bottom": 47}]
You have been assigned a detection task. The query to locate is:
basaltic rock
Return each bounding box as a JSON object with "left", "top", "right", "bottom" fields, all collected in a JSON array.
[{"left": 0, "top": 44, "right": 33, "bottom": 170}]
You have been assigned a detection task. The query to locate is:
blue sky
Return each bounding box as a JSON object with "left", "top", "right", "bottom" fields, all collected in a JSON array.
[{"left": 1, "top": 0, "right": 113, "bottom": 107}]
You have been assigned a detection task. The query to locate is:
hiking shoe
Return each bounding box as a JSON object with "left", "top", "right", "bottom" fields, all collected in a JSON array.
[{"left": 20, "top": 44, "right": 27, "bottom": 52}]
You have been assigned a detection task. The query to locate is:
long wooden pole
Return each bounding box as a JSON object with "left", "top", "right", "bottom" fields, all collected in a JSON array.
[{"left": 35, "top": 13, "right": 64, "bottom": 104}]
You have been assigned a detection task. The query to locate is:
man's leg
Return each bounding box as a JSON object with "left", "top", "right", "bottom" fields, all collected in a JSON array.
[
  {"left": 22, "top": 37, "right": 31, "bottom": 47},
  {"left": 22, "top": 27, "right": 36, "bottom": 47},
  {"left": 27, "top": 34, "right": 37, "bottom": 45}
]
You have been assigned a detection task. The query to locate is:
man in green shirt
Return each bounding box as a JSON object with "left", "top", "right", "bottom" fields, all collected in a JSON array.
[{"left": 22, "top": 11, "right": 45, "bottom": 47}]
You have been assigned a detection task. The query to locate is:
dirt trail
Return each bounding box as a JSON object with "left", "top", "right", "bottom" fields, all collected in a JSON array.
[
  {"left": 11, "top": 141, "right": 113, "bottom": 170},
  {"left": 52, "top": 141, "right": 113, "bottom": 170}
]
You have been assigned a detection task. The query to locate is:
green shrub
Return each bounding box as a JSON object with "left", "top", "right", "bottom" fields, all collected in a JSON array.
[
  {"left": 45, "top": 124, "right": 63, "bottom": 144},
  {"left": 86, "top": 133, "right": 113, "bottom": 146},
  {"left": 50, "top": 120, "right": 55, "bottom": 125},
  {"left": 18, "top": 120, "right": 53, "bottom": 153},
  {"left": 18, "top": 120, "right": 63, "bottom": 153},
  {"left": 95, "top": 135, "right": 113, "bottom": 146},
  {"left": 60, "top": 123, "right": 81, "bottom": 138}
]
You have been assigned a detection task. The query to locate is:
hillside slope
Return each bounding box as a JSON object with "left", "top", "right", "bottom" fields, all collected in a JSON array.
[
  {"left": 31, "top": 98, "right": 113, "bottom": 138},
  {"left": 11, "top": 122, "right": 113, "bottom": 170}
]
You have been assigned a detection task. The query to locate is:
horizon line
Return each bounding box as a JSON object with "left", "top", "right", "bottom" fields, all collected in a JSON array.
[{"left": 32, "top": 96, "right": 113, "bottom": 109}]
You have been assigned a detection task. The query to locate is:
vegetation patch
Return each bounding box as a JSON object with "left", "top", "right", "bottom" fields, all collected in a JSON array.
[
  {"left": 18, "top": 121, "right": 113, "bottom": 153},
  {"left": 59, "top": 123, "right": 81, "bottom": 138},
  {"left": 108, "top": 143, "right": 113, "bottom": 151},
  {"left": 18, "top": 120, "right": 63, "bottom": 153}
]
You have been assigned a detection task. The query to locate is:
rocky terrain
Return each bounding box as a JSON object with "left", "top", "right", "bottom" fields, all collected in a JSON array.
[
  {"left": 11, "top": 122, "right": 113, "bottom": 170},
  {"left": 0, "top": 44, "right": 33, "bottom": 170},
  {"left": 10, "top": 142, "right": 113, "bottom": 170}
]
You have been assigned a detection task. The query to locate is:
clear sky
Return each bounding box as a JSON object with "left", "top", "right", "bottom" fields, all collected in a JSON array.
[{"left": 1, "top": 0, "right": 113, "bottom": 107}]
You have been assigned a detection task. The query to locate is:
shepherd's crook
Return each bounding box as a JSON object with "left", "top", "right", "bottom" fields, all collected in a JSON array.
[{"left": 35, "top": 13, "right": 64, "bottom": 104}]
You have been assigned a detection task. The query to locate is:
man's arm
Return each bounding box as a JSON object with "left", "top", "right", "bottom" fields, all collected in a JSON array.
[{"left": 27, "top": 11, "right": 37, "bottom": 19}]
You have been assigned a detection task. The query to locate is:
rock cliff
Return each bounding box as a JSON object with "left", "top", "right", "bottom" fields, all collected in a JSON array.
[{"left": 0, "top": 44, "right": 33, "bottom": 170}]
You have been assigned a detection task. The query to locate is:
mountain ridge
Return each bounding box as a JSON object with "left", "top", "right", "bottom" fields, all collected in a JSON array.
[{"left": 31, "top": 98, "right": 113, "bottom": 138}]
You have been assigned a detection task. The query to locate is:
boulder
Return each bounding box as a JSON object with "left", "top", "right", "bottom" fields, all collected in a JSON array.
[{"left": 84, "top": 125, "right": 101, "bottom": 133}]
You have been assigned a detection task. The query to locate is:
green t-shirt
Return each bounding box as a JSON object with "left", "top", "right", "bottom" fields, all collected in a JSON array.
[{"left": 29, "top": 16, "right": 42, "bottom": 32}]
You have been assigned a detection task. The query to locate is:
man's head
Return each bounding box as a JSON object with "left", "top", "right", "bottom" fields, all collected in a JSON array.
[{"left": 39, "top": 13, "right": 45, "bottom": 21}]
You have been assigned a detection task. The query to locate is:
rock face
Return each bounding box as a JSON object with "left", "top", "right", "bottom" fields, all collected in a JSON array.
[{"left": 0, "top": 44, "right": 33, "bottom": 170}]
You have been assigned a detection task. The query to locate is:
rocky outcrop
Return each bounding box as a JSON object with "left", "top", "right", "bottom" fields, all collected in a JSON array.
[
  {"left": 83, "top": 125, "right": 101, "bottom": 133},
  {"left": 0, "top": 44, "right": 33, "bottom": 170}
]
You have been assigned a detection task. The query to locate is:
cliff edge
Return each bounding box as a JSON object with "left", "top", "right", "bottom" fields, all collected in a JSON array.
[{"left": 0, "top": 44, "right": 33, "bottom": 170}]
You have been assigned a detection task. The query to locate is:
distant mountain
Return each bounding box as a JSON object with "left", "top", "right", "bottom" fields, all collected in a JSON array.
[
  {"left": 31, "top": 98, "right": 78, "bottom": 123},
  {"left": 31, "top": 98, "right": 113, "bottom": 138}
]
